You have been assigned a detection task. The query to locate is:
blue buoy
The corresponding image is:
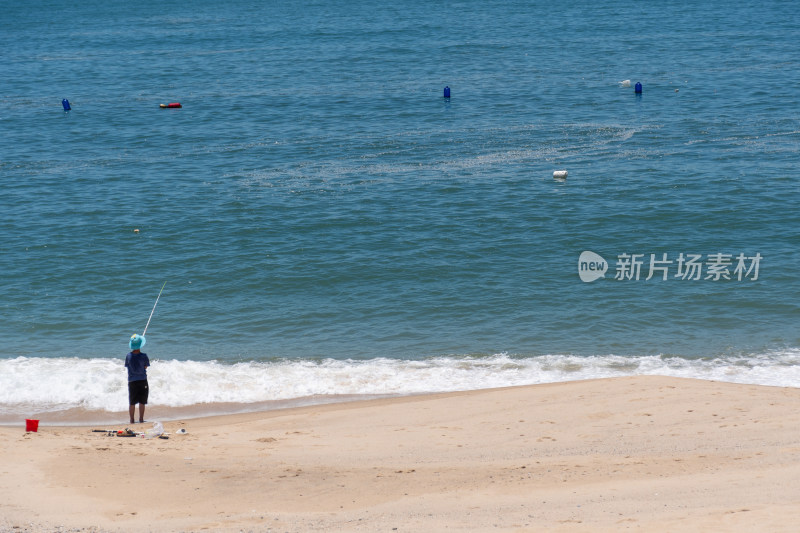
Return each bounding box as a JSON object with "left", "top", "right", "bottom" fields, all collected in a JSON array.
[
  {"left": 62, "top": 99, "right": 71, "bottom": 111},
  {"left": 443, "top": 86, "right": 450, "bottom": 98},
  {"left": 634, "top": 82, "right": 642, "bottom": 94}
]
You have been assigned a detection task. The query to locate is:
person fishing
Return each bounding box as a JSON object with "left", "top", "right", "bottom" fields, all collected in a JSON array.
[
  {"left": 124, "top": 282, "right": 165, "bottom": 424},
  {"left": 125, "top": 334, "right": 150, "bottom": 423}
]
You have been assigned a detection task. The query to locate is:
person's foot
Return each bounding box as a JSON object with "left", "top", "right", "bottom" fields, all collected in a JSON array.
[
  {"left": 130, "top": 420, "right": 135, "bottom": 424},
  {"left": 139, "top": 420, "right": 145, "bottom": 423}
]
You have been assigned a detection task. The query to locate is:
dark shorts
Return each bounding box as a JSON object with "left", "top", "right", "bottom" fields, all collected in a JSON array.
[{"left": 128, "top": 379, "right": 149, "bottom": 405}]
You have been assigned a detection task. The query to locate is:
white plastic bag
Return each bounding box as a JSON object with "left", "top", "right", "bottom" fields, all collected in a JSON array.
[{"left": 144, "top": 421, "right": 164, "bottom": 439}]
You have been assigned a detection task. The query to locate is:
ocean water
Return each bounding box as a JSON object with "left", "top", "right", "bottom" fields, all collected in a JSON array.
[{"left": 2, "top": 0, "right": 799, "bottom": 423}]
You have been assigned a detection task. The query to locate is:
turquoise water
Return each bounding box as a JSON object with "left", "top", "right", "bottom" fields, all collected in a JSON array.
[{"left": 1, "top": 0, "right": 799, "bottom": 419}]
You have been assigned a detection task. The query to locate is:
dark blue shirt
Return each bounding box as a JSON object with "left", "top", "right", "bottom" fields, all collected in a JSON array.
[{"left": 125, "top": 351, "right": 150, "bottom": 382}]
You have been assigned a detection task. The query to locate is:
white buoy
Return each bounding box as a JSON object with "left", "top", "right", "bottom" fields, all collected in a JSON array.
[
  {"left": 619, "top": 79, "right": 631, "bottom": 87},
  {"left": 553, "top": 170, "right": 568, "bottom": 180}
]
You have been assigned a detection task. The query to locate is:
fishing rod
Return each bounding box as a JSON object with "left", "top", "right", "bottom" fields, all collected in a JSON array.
[{"left": 142, "top": 281, "right": 167, "bottom": 336}]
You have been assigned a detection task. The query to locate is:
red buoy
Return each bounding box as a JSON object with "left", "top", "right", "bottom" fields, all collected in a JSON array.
[{"left": 159, "top": 102, "right": 182, "bottom": 108}]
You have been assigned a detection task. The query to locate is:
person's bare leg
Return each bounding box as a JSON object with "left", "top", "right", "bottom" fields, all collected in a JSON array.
[
  {"left": 129, "top": 405, "right": 135, "bottom": 424},
  {"left": 139, "top": 404, "right": 145, "bottom": 423}
]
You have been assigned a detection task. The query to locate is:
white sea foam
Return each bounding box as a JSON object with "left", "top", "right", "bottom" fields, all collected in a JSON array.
[{"left": 3, "top": 350, "right": 800, "bottom": 419}]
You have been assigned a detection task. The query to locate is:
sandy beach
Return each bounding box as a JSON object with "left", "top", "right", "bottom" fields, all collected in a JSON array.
[{"left": 2, "top": 376, "right": 800, "bottom": 532}]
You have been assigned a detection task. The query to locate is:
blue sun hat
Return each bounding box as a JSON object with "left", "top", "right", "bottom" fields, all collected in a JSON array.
[{"left": 129, "top": 333, "right": 146, "bottom": 351}]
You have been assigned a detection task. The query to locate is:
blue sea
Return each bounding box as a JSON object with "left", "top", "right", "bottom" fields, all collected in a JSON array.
[{"left": 2, "top": 0, "right": 799, "bottom": 424}]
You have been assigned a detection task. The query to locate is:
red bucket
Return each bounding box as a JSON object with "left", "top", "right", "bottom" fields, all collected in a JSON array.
[{"left": 25, "top": 419, "right": 39, "bottom": 432}]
